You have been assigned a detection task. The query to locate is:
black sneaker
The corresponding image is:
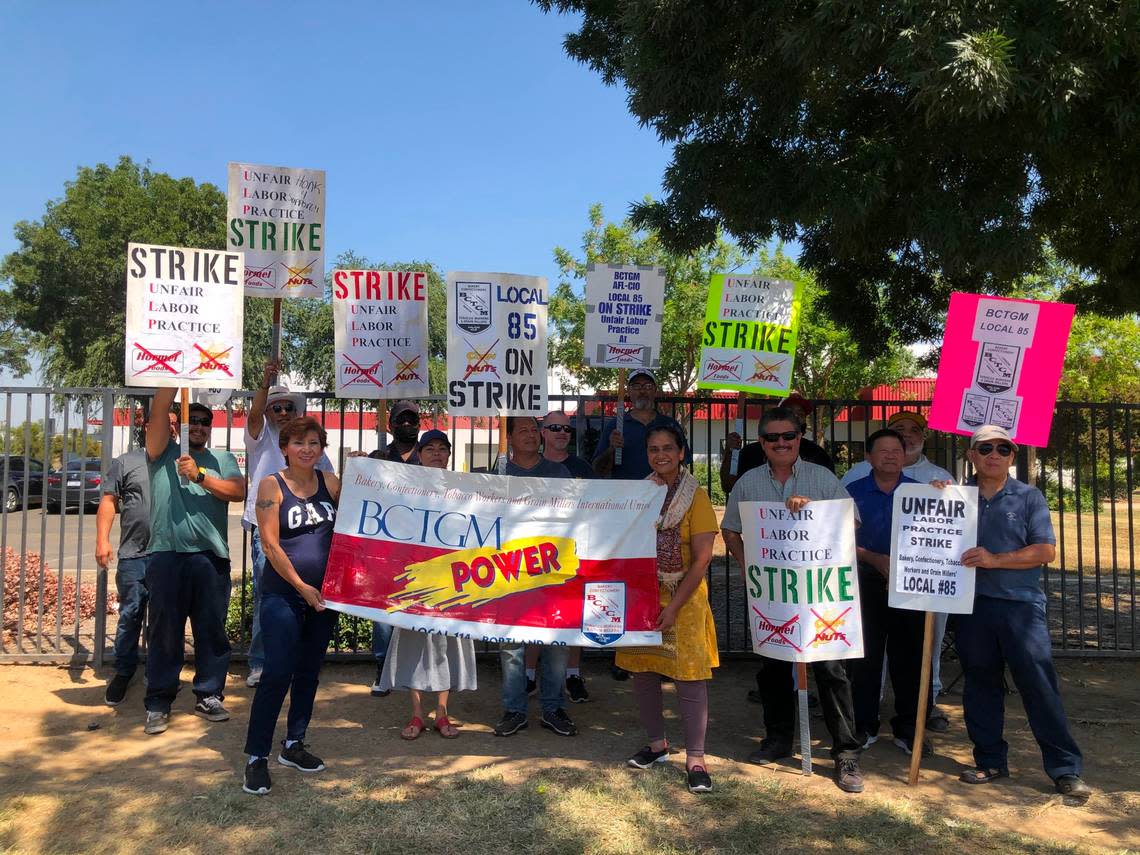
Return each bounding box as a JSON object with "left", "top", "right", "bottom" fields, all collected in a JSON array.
[
  {"left": 746, "top": 740, "right": 792, "bottom": 765},
  {"left": 193, "top": 695, "right": 230, "bottom": 722},
  {"left": 1055, "top": 774, "right": 1092, "bottom": 802},
  {"left": 526, "top": 677, "right": 537, "bottom": 697},
  {"left": 926, "top": 705, "right": 950, "bottom": 733},
  {"left": 494, "top": 711, "right": 529, "bottom": 737},
  {"left": 278, "top": 742, "right": 325, "bottom": 773},
  {"left": 687, "top": 765, "right": 713, "bottom": 794},
  {"left": 834, "top": 757, "right": 865, "bottom": 793},
  {"left": 610, "top": 665, "right": 630, "bottom": 681},
  {"left": 566, "top": 675, "right": 589, "bottom": 703},
  {"left": 540, "top": 708, "right": 578, "bottom": 736},
  {"left": 243, "top": 758, "right": 272, "bottom": 795},
  {"left": 370, "top": 662, "right": 390, "bottom": 697},
  {"left": 105, "top": 673, "right": 131, "bottom": 706},
  {"left": 627, "top": 745, "right": 669, "bottom": 769}
]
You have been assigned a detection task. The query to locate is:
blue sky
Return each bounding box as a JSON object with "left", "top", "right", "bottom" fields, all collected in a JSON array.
[{"left": 0, "top": 0, "right": 675, "bottom": 382}]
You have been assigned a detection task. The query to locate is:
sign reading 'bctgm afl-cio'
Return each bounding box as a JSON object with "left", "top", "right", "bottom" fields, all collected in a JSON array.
[
  {"left": 888, "top": 483, "right": 978, "bottom": 614},
  {"left": 583, "top": 263, "right": 665, "bottom": 369}
]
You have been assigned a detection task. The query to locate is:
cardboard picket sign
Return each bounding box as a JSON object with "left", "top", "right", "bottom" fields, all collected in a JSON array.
[
  {"left": 227, "top": 162, "right": 325, "bottom": 298},
  {"left": 445, "top": 271, "right": 548, "bottom": 417},
  {"left": 888, "top": 483, "right": 978, "bottom": 614},
  {"left": 583, "top": 263, "right": 665, "bottom": 368},
  {"left": 332, "top": 269, "right": 430, "bottom": 399},
  {"left": 124, "top": 242, "right": 244, "bottom": 389},
  {"left": 928, "top": 293, "right": 1075, "bottom": 447}
]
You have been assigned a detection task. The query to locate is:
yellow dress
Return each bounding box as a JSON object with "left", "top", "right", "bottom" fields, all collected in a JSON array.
[{"left": 616, "top": 487, "right": 721, "bottom": 681}]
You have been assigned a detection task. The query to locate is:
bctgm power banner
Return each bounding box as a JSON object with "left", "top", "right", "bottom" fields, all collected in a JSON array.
[
  {"left": 227, "top": 162, "right": 325, "bottom": 298},
  {"left": 889, "top": 483, "right": 978, "bottom": 614},
  {"left": 697, "top": 275, "right": 803, "bottom": 394},
  {"left": 446, "top": 271, "right": 547, "bottom": 416},
  {"left": 928, "top": 293, "right": 1074, "bottom": 447},
  {"left": 740, "top": 499, "right": 862, "bottom": 662},
  {"left": 124, "top": 243, "right": 244, "bottom": 389},
  {"left": 583, "top": 263, "right": 665, "bottom": 368},
  {"left": 322, "top": 459, "right": 666, "bottom": 646},
  {"left": 332, "top": 269, "right": 430, "bottom": 398}
]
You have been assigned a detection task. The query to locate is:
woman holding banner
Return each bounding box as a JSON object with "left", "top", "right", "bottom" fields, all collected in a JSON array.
[
  {"left": 378, "top": 429, "right": 478, "bottom": 740},
  {"left": 617, "top": 424, "right": 719, "bottom": 793},
  {"left": 242, "top": 417, "right": 340, "bottom": 796}
]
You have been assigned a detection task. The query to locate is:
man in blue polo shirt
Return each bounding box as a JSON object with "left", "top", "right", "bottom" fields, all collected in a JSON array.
[
  {"left": 950, "top": 425, "right": 1090, "bottom": 801},
  {"left": 592, "top": 368, "right": 688, "bottom": 479},
  {"left": 846, "top": 429, "right": 930, "bottom": 756}
]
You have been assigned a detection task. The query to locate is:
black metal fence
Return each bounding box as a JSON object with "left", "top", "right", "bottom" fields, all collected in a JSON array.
[{"left": 1, "top": 388, "right": 1136, "bottom": 663}]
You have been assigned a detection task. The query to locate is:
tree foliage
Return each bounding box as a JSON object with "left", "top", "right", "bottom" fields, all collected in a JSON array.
[{"left": 535, "top": 1, "right": 1140, "bottom": 355}]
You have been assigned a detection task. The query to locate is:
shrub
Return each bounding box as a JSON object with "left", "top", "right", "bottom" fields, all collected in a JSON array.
[
  {"left": 691, "top": 462, "right": 727, "bottom": 506},
  {"left": 3, "top": 547, "right": 115, "bottom": 638}
]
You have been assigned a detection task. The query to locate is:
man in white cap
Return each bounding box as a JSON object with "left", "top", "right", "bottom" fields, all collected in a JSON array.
[
  {"left": 939, "top": 425, "right": 1090, "bottom": 801},
  {"left": 593, "top": 368, "right": 689, "bottom": 480},
  {"left": 242, "top": 360, "right": 333, "bottom": 687}
]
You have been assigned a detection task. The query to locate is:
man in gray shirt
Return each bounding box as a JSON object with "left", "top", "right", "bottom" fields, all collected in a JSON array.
[{"left": 721, "top": 406, "right": 865, "bottom": 794}]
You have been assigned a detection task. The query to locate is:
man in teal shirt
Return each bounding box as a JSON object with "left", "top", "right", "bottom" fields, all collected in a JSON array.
[{"left": 142, "top": 387, "right": 246, "bottom": 735}]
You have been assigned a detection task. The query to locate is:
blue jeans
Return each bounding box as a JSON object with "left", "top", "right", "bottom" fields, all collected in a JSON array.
[
  {"left": 112, "top": 556, "right": 150, "bottom": 677},
  {"left": 372, "top": 622, "right": 392, "bottom": 661},
  {"left": 500, "top": 642, "right": 569, "bottom": 715},
  {"left": 144, "top": 551, "right": 232, "bottom": 712},
  {"left": 243, "top": 590, "right": 337, "bottom": 758},
  {"left": 956, "top": 596, "right": 1083, "bottom": 780},
  {"left": 247, "top": 527, "right": 267, "bottom": 672}
]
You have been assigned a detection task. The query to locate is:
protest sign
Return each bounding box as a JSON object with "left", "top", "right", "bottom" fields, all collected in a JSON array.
[
  {"left": 124, "top": 242, "right": 244, "bottom": 389},
  {"left": 697, "top": 275, "right": 803, "bottom": 394},
  {"left": 889, "top": 483, "right": 978, "bottom": 614},
  {"left": 332, "top": 269, "right": 430, "bottom": 398},
  {"left": 227, "top": 162, "right": 325, "bottom": 298},
  {"left": 446, "top": 271, "right": 548, "bottom": 416},
  {"left": 322, "top": 458, "right": 665, "bottom": 646},
  {"left": 583, "top": 263, "right": 665, "bottom": 368},
  {"left": 928, "top": 293, "right": 1074, "bottom": 446},
  {"left": 740, "top": 498, "right": 862, "bottom": 662}
]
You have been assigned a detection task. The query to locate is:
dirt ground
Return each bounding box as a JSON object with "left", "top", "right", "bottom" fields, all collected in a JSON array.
[{"left": 0, "top": 657, "right": 1137, "bottom": 854}]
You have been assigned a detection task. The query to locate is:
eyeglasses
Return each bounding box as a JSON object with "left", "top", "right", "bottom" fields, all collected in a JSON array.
[
  {"left": 188, "top": 416, "right": 213, "bottom": 427},
  {"left": 761, "top": 431, "right": 800, "bottom": 443},
  {"left": 269, "top": 403, "right": 295, "bottom": 415},
  {"left": 975, "top": 442, "right": 1013, "bottom": 457},
  {"left": 543, "top": 424, "right": 571, "bottom": 433},
  {"left": 628, "top": 382, "right": 655, "bottom": 391}
]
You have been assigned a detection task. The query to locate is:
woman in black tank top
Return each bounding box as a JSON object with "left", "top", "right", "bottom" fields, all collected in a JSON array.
[{"left": 242, "top": 417, "right": 341, "bottom": 796}]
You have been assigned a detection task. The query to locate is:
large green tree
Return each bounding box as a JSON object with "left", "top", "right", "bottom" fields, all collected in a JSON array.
[
  {"left": 0, "top": 156, "right": 271, "bottom": 388},
  {"left": 535, "top": 1, "right": 1140, "bottom": 354}
]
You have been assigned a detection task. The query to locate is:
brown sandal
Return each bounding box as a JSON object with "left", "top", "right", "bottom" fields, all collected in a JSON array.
[
  {"left": 959, "top": 766, "right": 1008, "bottom": 785},
  {"left": 400, "top": 716, "right": 426, "bottom": 740},
  {"left": 434, "top": 715, "right": 460, "bottom": 739}
]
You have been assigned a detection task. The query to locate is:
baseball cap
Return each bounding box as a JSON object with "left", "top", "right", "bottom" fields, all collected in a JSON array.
[
  {"left": 888, "top": 410, "right": 927, "bottom": 430},
  {"left": 391, "top": 400, "right": 420, "bottom": 420},
  {"left": 415, "top": 429, "right": 451, "bottom": 451},
  {"left": 628, "top": 368, "right": 657, "bottom": 385},
  {"left": 970, "top": 424, "right": 1018, "bottom": 450}
]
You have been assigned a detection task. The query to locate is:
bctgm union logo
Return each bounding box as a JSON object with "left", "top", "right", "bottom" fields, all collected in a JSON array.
[
  {"left": 456, "top": 280, "right": 492, "bottom": 333},
  {"left": 244, "top": 263, "right": 277, "bottom": 290},
  {"left": 702, "top": 355, "right": 742, "bottom": 382},
  {"left": 582, "top": 581, "right": 626, "bottom": 645},
  {"left": 605, "top": 344, "right": 646, "bottom": 365}
]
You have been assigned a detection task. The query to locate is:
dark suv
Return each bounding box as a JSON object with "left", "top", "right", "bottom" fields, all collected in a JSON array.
[{"left": 2, "top": 456, "right": 47, "bottom": 512}]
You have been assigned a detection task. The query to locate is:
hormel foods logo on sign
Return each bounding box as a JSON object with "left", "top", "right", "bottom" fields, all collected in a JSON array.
[
  {"left": 131, "top": 343, "right": 183, "bottom": 376},
  {"left": 748, "top": 356, "right": 787, "bottom": 384},
  {"left": 388, "top": 536, "right": 580, "bottom": 611},
  {"left": 753, "top": 607, "right": 802, "bottom": 652},
  {"left": 341, "top": 360, "right": 384, "bottom": 387},
  {"left": 284, "top": 260, "right": 318, "bottom": 289},
  {"left": 244, "top": 264, "right": 277, "bottom": 290},
  {"left": 605, "top": 344, "right": 646, "bottom": 365},
  {"left": 702, "top": 356, "right": 742, "bottom": 381}
]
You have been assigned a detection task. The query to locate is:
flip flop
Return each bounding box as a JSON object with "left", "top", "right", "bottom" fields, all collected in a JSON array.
[
  {"left": 400, "top": 716, "right": 425, "bottom": 740},
  {"left": 959, "top": 766, "right": 1008, "bottom": 785},
  {"left": 434, "top": 715, "right": 460, "bottom": 739}
]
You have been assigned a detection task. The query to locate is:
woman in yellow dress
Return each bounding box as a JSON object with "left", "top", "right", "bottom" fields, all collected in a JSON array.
[{"left": 616, "top": 423, "right": 719, "bottom": 793}]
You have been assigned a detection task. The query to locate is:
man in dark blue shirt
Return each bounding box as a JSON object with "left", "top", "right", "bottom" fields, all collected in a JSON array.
[
  {"left": 846, "top": 429, "right": 928, "bottom": 756},
  {"left": 951, "top": 425, "right": 1090, "bottom": 801},
  {"left": 592, "top": 369, "right": 688, "bottom": 479}
]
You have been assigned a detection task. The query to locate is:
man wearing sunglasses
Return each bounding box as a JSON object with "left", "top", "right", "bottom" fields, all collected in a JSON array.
[
  {"left": 941, "top": 425, "right": 1090, "bottom": 800},
  {"left": 721, "top": 393, "right": 834, "bottom": 496},
  {"left": 242, "top": 361, "right": 332, "bottom": 688},
  {"left": 593, "top": 368, "right": 689, "bottom": 479},
  {"left": 721, "top": 406, "right": 865, "bottom": 793},
  {"left": 142, "top": 387, "right": 246, "bottom": 735}
]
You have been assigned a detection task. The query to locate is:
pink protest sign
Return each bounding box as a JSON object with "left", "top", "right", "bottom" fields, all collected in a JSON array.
[{"left": 928, "top": 293, "right": 1074, "bottom": 448}]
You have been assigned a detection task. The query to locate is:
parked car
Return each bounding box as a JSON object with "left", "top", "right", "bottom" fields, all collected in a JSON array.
[
  {"left": 2, "top": 456, "right": 47, "bottom": 512},
  {"left": 46, "top": 458, "right": 105, "bottom": 513}
]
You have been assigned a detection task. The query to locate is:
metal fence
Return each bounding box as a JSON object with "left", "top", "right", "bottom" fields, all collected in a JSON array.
[{"left": 1, "top": 388, "right": 1136, "bottom": 664}]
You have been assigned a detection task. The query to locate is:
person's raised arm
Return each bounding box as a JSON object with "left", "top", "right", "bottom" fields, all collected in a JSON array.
[
  {"left": 146, "top": 388, "right": 177, "bottom": 462},
  {"left": 255, "top": 476, "right": 324, "bottom": 610},
  {"left": 247, "top": 359, "right": 278, "bottom": 441}
]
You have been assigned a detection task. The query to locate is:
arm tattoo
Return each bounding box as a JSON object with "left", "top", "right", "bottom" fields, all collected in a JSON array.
[{"left": 256, "top": 498, "right": 278, "bottom": 509}]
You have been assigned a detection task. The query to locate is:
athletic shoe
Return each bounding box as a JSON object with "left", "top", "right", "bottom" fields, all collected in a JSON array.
[
  {"left": 370, "top": 662, "right": 390, "bottom": 697},
  {"left": 540, "top": 708, "right": 578, "bottom": 736},
  {"left": 278, "top": 742, "right": 325, "bottom": 773},
  {"left": 566, "top": 675, "right": 589, "bottom": 703},
  {"left": 494, "top": 711, "right": 529, "bottom": 737},
  {"left": 926, "top": 705, "right": 950, "bottom": 733},
  {"left": 893, "top": 736, "right": 932, "bottom": 758},
  {"left": 143, "top": 711, "right": 169, "bottom": 735},
  {"left": 193, "top": 695, "right": 230, "bottom": 722},
  {"left": 861, "top": 734, "right": 879, "bottom": 750},
  {"left": 243, "top": 758, "right": 272, "bottom": 795},
  {"left": 1055, "top": 775, "right": 1093, "bottom": 802},
  {"left": 526, "top": 677, "right": 537, "bottom": 697},
  {"left": 104, "top": 673, "right": 131, "bottom": 706},
  {"left": 834, "top": 758, "right": 865, "bottom": 793},
  {"left": 687, "top": 766, "right": 713, "bottom": 794},
  {"left": 627, "top": 746, "right": 669, "bottom": 769},
  {"left": 746, "top": 740, "right": 792, "bottom": 765},
  {"left": 246, "top": 669, "right": 262, "bottom": 688}
]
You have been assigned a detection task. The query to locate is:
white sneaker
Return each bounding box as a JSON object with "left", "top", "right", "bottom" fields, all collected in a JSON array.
[
  {"left": 144, "top": 711, "right": 169, "bottom": 735},
  {"left": 861, "top": 734, "right": 878, "bottom": 750},
  {"left": 246, "top": 670, "right": 262, "bottom": 688}
]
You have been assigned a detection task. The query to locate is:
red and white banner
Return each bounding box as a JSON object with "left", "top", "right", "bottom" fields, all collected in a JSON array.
[{"left": 322, "top": 459, "right": 666, "bottom": 646}]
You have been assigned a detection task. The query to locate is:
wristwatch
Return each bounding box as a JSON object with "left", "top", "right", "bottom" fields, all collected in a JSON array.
[{"left": 195, "top": 467, "right": 207, "bottom": 484}]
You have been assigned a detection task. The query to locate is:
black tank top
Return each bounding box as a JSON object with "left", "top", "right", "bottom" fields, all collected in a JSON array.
[{"left": 261, "top": 470, "right": 337, "bottom": 595}]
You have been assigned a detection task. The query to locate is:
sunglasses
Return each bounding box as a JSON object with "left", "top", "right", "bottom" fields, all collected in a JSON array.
[
  {"left": 269, "top": 403, "right": 296, "bottom": 414},
  {"left": 543, "top": 424, "right": 572, "bottom": 433},
  {"left": 393, "top": 413, "right": 420, "bottom": 425},
  {"left": 975, "top": 442, "right": 1014, "bottom": 457},
  {"left": 761, "top": 431, "right": 800, "bottom": 443},
  {"left": 188, "top": 416, "right": 213, "bottom": 427}
]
